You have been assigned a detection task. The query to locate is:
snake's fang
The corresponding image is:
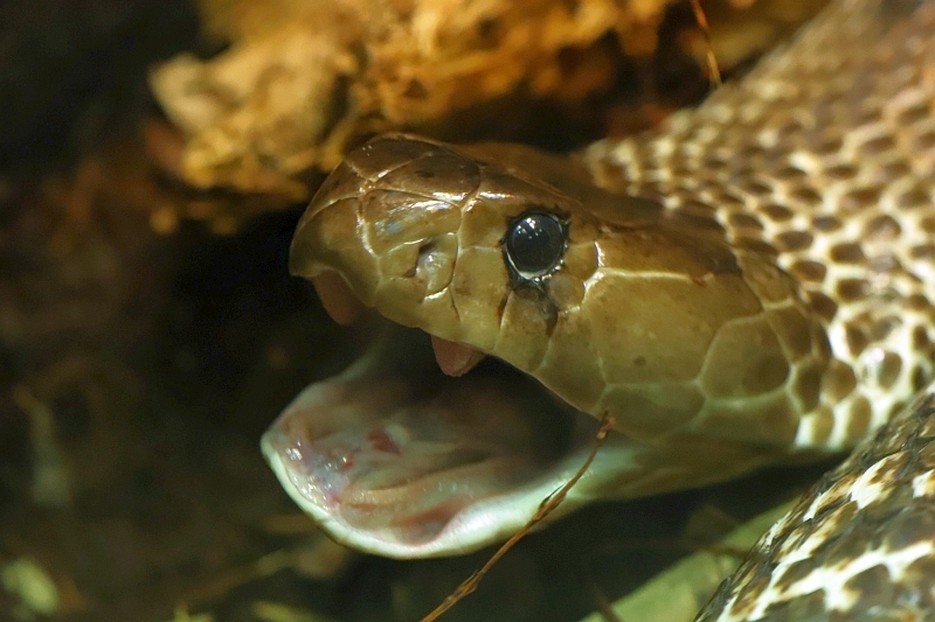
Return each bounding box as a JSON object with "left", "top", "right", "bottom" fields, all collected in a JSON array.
[
  {"left": 312, "top": 270, "right": 364, "bottom": 325},
  {"left": 431, "top": 335, "right": 486, "bottom": 377}
]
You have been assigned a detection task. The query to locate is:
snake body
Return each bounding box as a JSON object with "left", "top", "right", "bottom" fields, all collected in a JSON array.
[
  {"left": 585, "top": 0, "right": 935, "bottom": 453},
  {"left": 264, "top": 0, "right": 935, "bottom": 615}
]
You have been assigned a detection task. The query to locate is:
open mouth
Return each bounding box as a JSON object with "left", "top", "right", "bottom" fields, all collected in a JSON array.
[
  {"left": 261, "top": 272, "right": 611, "bottom": 558},
  {"left": 259, "top": 132, "right": 788, "bottom": 558}
]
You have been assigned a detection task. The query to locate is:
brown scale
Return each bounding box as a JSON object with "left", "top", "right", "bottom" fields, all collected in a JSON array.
[
  {"left": 804, "top": 292, "right": 838, "bottom": 323},
  {"left": 787, "top": 186, "right": 823, "bottom": 206},
  {"left": 895, "top": 185, "right": 930, "bottom": 210},
  {"left": 828, "top": 242, "right": 865, "bottom": 263},
  {"left": 823, "top": 163, "right": 859, "bottom": 181},
  {"left": 876, "top": 352, "right": 904, "bottom": 391},
  {"left": 835, "top": 278, "right": 870, "bottom": 302},
  {"left": 789, "top": 260, "right": 826, "bottom": 284},
  {"left": 910, "top": 243, "right": 935, "bottom": 260},
  {"left": 912, "top": 325, "right": 931, "bottom": 350},
  {"left": 810, "top": 215, "right": 841, "bottom": 232},
  {"left": 726, "top": 212, "right": 762, "bottom": 231},
  {"left": 845, "top": 325, "right": 870, "bottom": 358},
  {"left": 918, "top": 215, "right": 935, "bottom": 232},
  {"left": 912, "top": 128, "right": 935, "bottom": 151},
  {"left": 840, "top": 186, "right": 883, "bottom": 214},
  {"left": 865, "top": 214, "right": 901, "bottom": 238},
  {"left": 774, "top": 230, "right": 813, "bottom": 253},
  {"left": 822, "top": 360, "right": 858, "bottom": 402}
]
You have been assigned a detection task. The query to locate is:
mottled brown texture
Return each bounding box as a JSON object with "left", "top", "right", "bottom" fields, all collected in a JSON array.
[
  {"left": 822, "top": 361, "right": 857, "bottom": 402},
  {"left": 586, "top": 0, "right": 935, "bottom": 453},
  {"left": 789, "top": 259, "right": 826, "bottom": 284},
  {"left": 698, "top": 392, "right": 935, "bottom": 621}
]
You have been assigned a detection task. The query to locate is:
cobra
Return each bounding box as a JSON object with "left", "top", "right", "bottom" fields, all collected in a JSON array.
[{"left": 263, "top": 0, "right": 935, "bottom": 594}]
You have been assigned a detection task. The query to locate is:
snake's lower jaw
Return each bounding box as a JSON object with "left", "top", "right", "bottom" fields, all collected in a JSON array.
[
  {"left": 261, "top": 323, "right": 615, "bottom": 557},
  {"left": 260, "top": 319, "right": 786, "bottom": 558}
]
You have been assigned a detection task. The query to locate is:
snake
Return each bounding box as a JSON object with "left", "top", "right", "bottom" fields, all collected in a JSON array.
[{"left": 262, "top": 0, "right": 935, "bottom": 617}]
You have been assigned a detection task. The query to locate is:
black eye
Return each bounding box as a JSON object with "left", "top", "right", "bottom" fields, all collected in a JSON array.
[{"left": 505, "top": 211, "right": 567, "bottom": 278}]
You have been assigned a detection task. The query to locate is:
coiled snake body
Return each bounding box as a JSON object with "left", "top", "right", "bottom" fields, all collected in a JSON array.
[{"left": 264, "top": 0, "right": 935, "bottom": 617}]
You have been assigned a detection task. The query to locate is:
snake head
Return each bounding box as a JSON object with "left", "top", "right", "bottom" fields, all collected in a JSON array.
[
  {"left": 267, "top": 134, "right": 830, "bottom": 557},
  {"left": 290, "top": 134, "right": 828, "bottom": 443}
]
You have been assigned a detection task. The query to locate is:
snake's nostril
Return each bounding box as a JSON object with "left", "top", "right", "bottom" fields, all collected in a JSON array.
[
  {"left": 403, "top": 241, "right": 435, "bottom": 279},
  {"left": 418, "top": 240, "right": 435, "bottom": 257}
]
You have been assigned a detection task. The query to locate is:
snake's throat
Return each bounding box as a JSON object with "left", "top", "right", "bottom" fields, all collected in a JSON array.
[{"left": 262, "top": 323, "right": 609, "bottom": 557}]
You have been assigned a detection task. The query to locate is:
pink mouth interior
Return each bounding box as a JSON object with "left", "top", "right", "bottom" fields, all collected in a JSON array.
[
  {"left": 264, "top": 368, "right": 567, "bottom": 545},
  {"left": 264, "top": 272, "right": 581, "bottom": 552}
]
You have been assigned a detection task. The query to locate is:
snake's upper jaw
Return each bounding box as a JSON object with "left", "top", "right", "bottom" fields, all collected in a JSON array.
[
  {"left": 309, "top": 269, "right": 486, "bottom": 376},
  {"left": 261, "top": 322, "right": 629, "bottom": 558}
]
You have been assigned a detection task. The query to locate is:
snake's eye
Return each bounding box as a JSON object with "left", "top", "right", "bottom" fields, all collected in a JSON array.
[{"left": 504, "top": 211, "right": 567, "bottom": 278}]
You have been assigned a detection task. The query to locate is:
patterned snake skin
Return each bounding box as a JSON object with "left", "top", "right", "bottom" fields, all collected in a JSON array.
[
  {"left": 267, "top": 0, "right": 935, "bottom": 615},
  {"left": 585, "top": 0, "right": 935, "bottom": 454},
  {"left": 582, "top": 0, "right": 935, "bottom": 617},
  {"left": 699, "top": 390, "right": 935, "bottom": 619}
]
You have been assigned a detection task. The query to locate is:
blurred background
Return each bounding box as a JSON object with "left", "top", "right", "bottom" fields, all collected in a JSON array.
[{"left": 0, "top": 1, "right": 829, "bottom": 620}]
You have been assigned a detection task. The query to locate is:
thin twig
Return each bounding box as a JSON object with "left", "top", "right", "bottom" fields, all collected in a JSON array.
[
  {"left": 420, "top": 413, "right": 618, "bottom": 622},
  {"left": 689, "top": 0, "right": 722, "bottom": 87}
]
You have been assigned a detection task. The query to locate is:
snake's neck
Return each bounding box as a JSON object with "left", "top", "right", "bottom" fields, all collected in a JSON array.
[{"left": 584, "top": 0, "right": 935, "bottom": 451}]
